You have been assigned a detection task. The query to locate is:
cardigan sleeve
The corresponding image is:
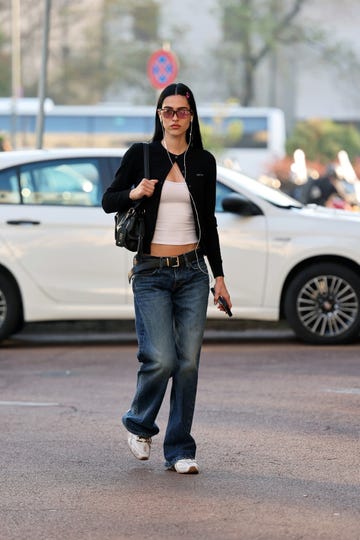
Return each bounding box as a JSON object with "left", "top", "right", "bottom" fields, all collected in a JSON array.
[
  {"left": 102, "top": 143, "right": 144, "bottom": 214},
  {"left": 201, "top": 152, "right": 224, "bottom": 278}
]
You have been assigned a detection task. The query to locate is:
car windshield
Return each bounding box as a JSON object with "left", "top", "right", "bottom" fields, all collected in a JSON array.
[
  {"left": 251, "top": 181, "right": 303, "bottom": 208},
  {"left": 220, "top": 167, "right": 303, "bottom": 209}
]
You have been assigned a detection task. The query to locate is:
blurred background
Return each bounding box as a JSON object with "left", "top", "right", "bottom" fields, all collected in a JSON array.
[{"left": 1, "top": 0, "right": 360, "bottom": 206}]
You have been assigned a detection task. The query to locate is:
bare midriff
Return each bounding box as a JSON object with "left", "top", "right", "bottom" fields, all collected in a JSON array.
[
  {"left": 149, "top": 162, "right": 198, "bottom": 257},
  {"left": 150, "top": 242, "right": 198, "bottom": 257}
]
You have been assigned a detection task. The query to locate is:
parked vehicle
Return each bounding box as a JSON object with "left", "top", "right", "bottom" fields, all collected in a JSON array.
[
  {"left": 1, "top": 148, "right": 360, "bottom": 345},
  {"left": 0, "top": 99, "right": 285, "bottom": 178}
]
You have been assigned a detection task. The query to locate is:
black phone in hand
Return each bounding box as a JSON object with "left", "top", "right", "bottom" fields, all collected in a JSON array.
[{"left": 211, "top": 287, "right": 233, "bottom": 317}]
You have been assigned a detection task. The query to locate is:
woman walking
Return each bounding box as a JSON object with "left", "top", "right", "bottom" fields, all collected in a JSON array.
[{"left": 102, "top": 82, "right": 231, "bottom": 474}]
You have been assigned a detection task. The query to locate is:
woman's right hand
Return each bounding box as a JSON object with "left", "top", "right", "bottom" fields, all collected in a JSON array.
[{"left": 130, "top": 178, "right": 158, "bottom": 200}]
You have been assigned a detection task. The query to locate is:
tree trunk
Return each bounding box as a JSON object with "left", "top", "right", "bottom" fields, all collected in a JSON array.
[{"left": 241, "top": 0, "right": 254, "bottom": 105}]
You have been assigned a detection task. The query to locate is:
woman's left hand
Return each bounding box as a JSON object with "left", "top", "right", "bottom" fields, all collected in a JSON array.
[{"left": 212, "top": 277, "right": 232, "bottom": 313}]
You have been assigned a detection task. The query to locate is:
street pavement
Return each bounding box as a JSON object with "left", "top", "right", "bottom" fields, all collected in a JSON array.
[{"left": 0, "top": 334, "right": 359, "bottom": 540}]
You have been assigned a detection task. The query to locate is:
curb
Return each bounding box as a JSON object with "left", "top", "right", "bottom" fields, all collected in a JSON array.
[{"left": 10, "top": 320, "right": 295, "bottom": 345}]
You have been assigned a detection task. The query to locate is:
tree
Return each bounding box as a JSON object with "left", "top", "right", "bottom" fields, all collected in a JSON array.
[
  {"left": 217, "top": 0, "right": 308, "bottom": 105},
  {"left": 217, "top": 0, "right": 360, "bottom": 108},
  {"left": 286, "top": 119, "right": 360, "bottom": 164},
  {"left": 49, "top": 0, "right": 163, "bottom": 104},
  {"left": 0, "top": 0, "right": 164, "bottom": 104},
  {"left": 0, "top": 30, "right": 11, "bottom": 95}
]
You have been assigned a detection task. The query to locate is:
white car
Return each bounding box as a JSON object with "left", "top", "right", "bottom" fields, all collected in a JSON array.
[{"left": 1, "top": 148, "right": 360, "bottom": 345}]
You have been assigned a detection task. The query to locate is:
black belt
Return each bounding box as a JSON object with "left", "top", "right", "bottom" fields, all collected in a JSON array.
[{"left": 128, "top": 249, "right": 202, "bottom": 281}]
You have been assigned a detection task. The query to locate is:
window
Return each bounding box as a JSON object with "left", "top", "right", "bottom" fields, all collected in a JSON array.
[
  {"left": 200, "top": 115, "right": 268, "bottom": 149},
  {"left": 0, "top": 168, "right": 21, "bottom": 204},
  {"left": 216, "top": 181, "right": 235, "bottom": 212},
  {"left": 19, "top": 159, "right": 102, "bottom": 206}
]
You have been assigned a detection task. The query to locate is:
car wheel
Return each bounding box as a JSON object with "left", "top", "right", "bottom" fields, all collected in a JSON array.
[
  {"left": 284, "top": 263, "right": 360, "bottom": 345},
  {"left": 0, "top": 272, "right": 23, "bottom": 341}
]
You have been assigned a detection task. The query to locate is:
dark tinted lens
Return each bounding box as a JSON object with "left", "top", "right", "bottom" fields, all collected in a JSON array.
[{"left": 161, "top": 108, "right": 191, "bottom": 119}]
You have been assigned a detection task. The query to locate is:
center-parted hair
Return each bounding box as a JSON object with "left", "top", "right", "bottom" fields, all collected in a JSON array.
[{"left": 152, "top": 83, "right": 203, "bottom": 150}]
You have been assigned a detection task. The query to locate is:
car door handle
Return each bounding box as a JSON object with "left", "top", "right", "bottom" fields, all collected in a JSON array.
[{"left": 6, "top": 220, "right": 41, "bottom": 226}]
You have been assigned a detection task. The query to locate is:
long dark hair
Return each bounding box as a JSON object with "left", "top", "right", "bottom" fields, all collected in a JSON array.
[{"left": 152, "top": 82, "right": 203, "bottom": 150}]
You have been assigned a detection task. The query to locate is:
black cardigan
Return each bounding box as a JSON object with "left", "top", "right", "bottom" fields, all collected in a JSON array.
[{"left": 102, "top": 140, "right": 224, "bottom": 278}]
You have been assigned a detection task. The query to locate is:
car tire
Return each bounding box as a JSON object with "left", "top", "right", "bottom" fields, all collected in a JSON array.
[
  {"left": 284, "top": 262, "right": 360, "bottom": 345},
  {"left": 0, "top": 272, "right": 23, "bottom": 341}
]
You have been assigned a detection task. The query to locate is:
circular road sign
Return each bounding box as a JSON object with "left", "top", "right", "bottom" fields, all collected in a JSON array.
[{"left": 147, "top": 49, "right": 178, "bottom": 89}]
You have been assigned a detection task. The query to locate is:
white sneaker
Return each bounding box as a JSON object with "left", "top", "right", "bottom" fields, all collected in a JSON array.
[
  {"left": 127, "top": 432, "right": 151, "bottom": 460},
  {"left": 174, "top": 458, "right": 199, "bottom": 474}
]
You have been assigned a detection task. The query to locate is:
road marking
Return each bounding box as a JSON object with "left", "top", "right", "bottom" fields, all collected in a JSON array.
[
  {"left": 0, "top": 401, "right": 60, "bottom": 407},
  {"left": 324, "top": 388, "right": 360, "bottom": 395}
]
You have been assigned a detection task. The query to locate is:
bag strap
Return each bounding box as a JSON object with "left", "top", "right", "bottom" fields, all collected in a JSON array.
[
  {"left": 134, "top": 142, "right": 149, "bottom": 255},
  {"left": 132, "top": 142, "right": 149, "bottom": 210},
  {"left": 143, "top": 142, "right": 150, "bottom": 178}
]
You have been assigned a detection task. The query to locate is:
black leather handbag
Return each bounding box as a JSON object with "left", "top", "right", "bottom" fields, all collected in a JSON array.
[{"left": 114, "top": 143, "right": 149, "bottom": 252}]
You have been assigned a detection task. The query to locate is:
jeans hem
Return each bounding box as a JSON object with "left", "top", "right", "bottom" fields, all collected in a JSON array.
[{"left": 122, "top": 416, "right": 159, "bottom": 438}]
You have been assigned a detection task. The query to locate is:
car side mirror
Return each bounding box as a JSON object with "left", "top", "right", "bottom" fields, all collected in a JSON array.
[{"left": 222, "top": 193, "right": 263, "bottom": 216}]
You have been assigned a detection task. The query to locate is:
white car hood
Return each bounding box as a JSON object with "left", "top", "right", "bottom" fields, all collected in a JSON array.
[{"left": 299, "top": 203, "right": 360, "bottom": 223}]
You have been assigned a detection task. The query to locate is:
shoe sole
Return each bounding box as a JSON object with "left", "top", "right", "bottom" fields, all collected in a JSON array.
[
  {"left": 132, "top": 453, "right": 149, "bottom": 461},
  {"left": 173, "top": 465, "right": 199, "bottom": 474}
]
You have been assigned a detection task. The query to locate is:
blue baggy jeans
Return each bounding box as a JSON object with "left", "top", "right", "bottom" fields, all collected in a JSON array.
[{"left": 122, "top": 253, "right": 209, "bottom": 467}]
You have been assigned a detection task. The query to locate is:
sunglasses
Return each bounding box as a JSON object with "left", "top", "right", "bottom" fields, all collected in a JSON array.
[{"left": 159, "top": 107, "right": 192, "bottom": 120}]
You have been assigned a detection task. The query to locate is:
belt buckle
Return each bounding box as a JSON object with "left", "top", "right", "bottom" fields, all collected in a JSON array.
[{"left": 167, "top": 256, "right": 180, "bottom": 268}]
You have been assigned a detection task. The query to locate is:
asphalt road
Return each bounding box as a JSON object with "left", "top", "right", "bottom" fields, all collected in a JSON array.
[{"left": 1, "top": 334, "right": 359, "bottom": 540}]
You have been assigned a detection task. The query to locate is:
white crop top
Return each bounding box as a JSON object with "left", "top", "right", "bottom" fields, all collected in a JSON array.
[{"left": 152, "top": 181, "right": 198, "bottom": 245}]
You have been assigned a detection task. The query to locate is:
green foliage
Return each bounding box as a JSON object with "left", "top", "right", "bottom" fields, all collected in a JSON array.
[
  {"left": 47, "top": 0, "right": 161, "bottom": 104},
  {"left": 286, "top": 119, "right": 360, "bottom": 163},
  {"left": 0, "top": 0, "right": 162, "bottom": 104},
  {"left": 200, "top": 119, "right": 244, "bottom": 153},
  {"left": 218, "top": 0, "right": 360, "bottom": 108},
  {"left": 132, "top": 3, "right": 159, "bottom": 41},
  {"left": 0, "top": 30, "right": 11, "bottom": 96},
  {"left": 0, "top": 55, "right": 11, "bottom": 95},
  {"left": 219, "top": 0, "right": 307, "bottom": 104}
]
